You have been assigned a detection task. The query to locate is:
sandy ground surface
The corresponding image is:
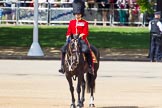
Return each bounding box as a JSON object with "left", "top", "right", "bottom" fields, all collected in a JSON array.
[{"left": 0, "top": 60, "right": 162, "bottom": 108}]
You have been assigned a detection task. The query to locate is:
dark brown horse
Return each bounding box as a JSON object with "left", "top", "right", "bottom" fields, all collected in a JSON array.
[{"left": 63, "top": 35, "right": 100, "bottom": 108}]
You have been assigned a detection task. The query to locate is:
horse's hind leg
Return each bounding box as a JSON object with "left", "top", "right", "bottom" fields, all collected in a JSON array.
[
  {"left": 66, "top": 76, "right": 76, "bottom": 108},
  {"left": 89, "top": 75, "right": 96, "bottom": 107},
  {"left": 89, "top": 88, "right": 95, "bottom": 107},
  {"left": 81, "top": 78, "right": 86, "bottom": 107}
]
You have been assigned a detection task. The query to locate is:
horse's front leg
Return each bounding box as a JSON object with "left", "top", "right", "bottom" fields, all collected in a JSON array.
[
  {"left": 66, "top": 75, "right": 75, "bottom": 108},
  {"left": 81, "top": 77, "right": 85, "bottom": 107},
  {"left": 76, "top": 75, "right": 83, "bottom": 108}
]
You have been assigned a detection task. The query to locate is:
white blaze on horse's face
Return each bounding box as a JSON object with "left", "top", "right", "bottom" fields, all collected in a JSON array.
[
  {"left": 66, "top": 38, "right": 80, "bottom": 72},
  {"left": 74, "top": 40, "right": 78, "bottom": 50},
  {"left": 69, "top": 65, "right": 72, "bottom": 71}
]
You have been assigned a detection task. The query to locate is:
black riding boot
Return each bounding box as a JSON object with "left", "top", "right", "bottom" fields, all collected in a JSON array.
[
  {"left": 58, "top": 52, "right": 65, "bottom": 74},
  {"left": 85, "top": 52, "right": 94, "bottom": 75},
  {"left": 79, "top": 39, "right": 94, "bottom": 75},
  {"left": 59, "top": 43, "right": 68, "bottom": 74}
]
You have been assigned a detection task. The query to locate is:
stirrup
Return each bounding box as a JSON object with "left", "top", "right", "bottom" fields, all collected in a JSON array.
[{"left": 58, "top": 66, "right": 65, "bottom": 74}]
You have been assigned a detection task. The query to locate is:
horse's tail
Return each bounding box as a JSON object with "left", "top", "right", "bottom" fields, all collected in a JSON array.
[
  {"left": 86, "top": 45, "right": 99, "bottom": 93},
  {"left": 86, "top": 72, "right": 95, "bottom": 93}
]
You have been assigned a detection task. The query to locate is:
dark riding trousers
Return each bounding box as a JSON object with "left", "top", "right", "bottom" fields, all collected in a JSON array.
[
  {"left": 150, "top": 19, "right": 162, "bottom": 61},
  {"left": 150, "top": 33, "right": 162, "bottom": 61}
]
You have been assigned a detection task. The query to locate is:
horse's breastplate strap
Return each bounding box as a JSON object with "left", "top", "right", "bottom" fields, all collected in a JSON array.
[{"left": 65, "top": 52, "right": 79, "bottom": 72}]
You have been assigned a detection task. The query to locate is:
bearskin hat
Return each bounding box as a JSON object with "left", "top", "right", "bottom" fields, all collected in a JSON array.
[{"left": 72, "top": 0, "right": 85, "bottom": 16}]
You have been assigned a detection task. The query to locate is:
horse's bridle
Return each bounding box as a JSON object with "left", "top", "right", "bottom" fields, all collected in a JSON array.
[{"left": 65, "top": 36, "right": 80, "bottom": 72}]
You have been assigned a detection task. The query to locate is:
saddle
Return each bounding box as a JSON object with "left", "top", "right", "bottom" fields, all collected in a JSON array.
[
  {"left": 83, "top": 50, "right": 98, "bottom": 63},
  {"left": 91, "top": 50, "right": 98, "bottom": 63}
]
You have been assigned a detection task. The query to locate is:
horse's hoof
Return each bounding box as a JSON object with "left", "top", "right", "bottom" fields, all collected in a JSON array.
[
  {"left": 79, "top": 103, "right": 84, "bottom": 107},
  {"left": 77, "top": 104, "right": 82, "bottom": 108},
  {"left": 77, "top": 106, "right": 80, "bottom": 108},
  {"left": 70, "top": 104, "right": 76, "bottom": 108},
  {"left": 89, "top": 104, "right": 95, "bottom": 107},
  {"left": 77, "top": 106, "right": 82, "bottom": 108},
  {"left": 81, "top": 103, "right": 84, "bottom": 107}
]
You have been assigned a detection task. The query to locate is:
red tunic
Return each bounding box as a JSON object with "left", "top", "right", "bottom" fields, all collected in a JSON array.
[
  {"left": 66, "top": 19, "right": 94, "bottom": 67},
  {"left": 66, "top": 19, "right": 89, "bottom": 44}
]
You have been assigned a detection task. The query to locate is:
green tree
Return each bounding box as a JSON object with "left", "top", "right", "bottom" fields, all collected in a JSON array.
[{"left": 137, "top": 0, "right": 154, "bottom": 14}]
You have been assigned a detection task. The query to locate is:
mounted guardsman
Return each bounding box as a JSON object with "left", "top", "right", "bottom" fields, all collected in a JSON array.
[
  {"left": 149, "top": 11, "right": 162, "bottom": 62},
  {"left": 58, "top": 0, "right": 94, "bottom": 75}
]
